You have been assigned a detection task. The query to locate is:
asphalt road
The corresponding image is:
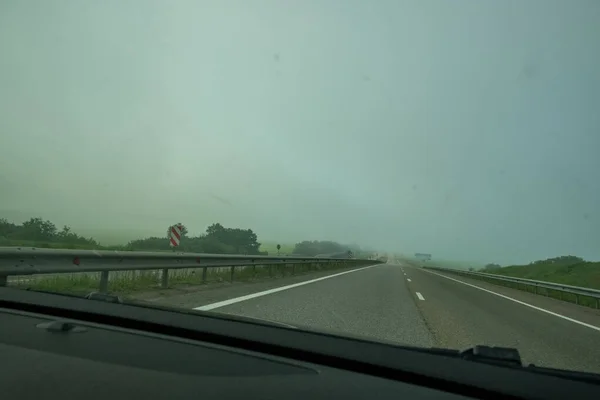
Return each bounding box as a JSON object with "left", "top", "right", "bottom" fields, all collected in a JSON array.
[{"left": 185, "top": 261, "right": 600, "bottom": 375}]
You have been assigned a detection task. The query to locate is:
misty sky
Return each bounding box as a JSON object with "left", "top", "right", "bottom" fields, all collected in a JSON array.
[{"left": 1, "top": 0, "right": 599, "bottom": 264}]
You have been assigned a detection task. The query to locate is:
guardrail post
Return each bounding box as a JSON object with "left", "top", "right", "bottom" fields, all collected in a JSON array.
[
  {"left": 161, "top": 268, "right": 169, "bottom": 289},
  {"left": 99, "top": 271, "right": 109, "bottom": 293},
  {"left": 230, "top": 266, "right": 235, "bottom": 282},
  {"left": 291, "top": 264, "right": 295, "bottom": 275},
  {"left": 269, "top": 265, "right": 273, "bottom": 277},
  {"left": 202, "top": 267, "right": 207, "bottom": 283},
  {"left": 0, "top": 275, "right": 6, "bottom": 287},
  {"left": 575, "top": 294, "right": 579, "bottom": 305}
]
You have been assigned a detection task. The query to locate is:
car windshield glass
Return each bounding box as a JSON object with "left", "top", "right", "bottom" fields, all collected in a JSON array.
[{"left": 1, "top": 0, "right": 599, "bottom": 379}]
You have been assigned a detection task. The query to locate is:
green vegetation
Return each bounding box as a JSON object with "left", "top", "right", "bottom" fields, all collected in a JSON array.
[
  {"left": 291, "top": 240, "right": 373, "bottom": 258},
  {"left": 1, "top": 216, "right": 376, "bottom": 296},
  {"left": 0, "top": 218, "right": 266, "bottom": 254},
  {"left": 419, "top": 255, "right": 600, "bottom": 309},
  {"left": 127, "top": 223, "right": 264, "bottom": 255},
  {"left": 486, "top": 256, "right": 599, "bottom": 288}
]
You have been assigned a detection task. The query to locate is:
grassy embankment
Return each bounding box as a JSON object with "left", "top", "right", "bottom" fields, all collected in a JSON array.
[
  {"left": 483, "top": 261, "right": 600, "bottom": 308},
  {"left": 413, "top": 258, "right": 600, "bottom": 309}
]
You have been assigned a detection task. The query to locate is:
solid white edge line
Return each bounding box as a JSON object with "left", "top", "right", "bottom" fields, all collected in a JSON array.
[
  {"left": 194, "top": 264, "right": 382, "bottom": 311},
  {"left": 416, "top": 292, "right": 425, "bottom": 301},
  {"left": 421, "top": 268, "right": 600, "bottom": 332}
]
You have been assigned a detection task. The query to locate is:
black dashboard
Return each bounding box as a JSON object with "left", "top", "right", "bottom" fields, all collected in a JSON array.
[{"left": 1, "top": 287, "right": 599, "bottom": 400}]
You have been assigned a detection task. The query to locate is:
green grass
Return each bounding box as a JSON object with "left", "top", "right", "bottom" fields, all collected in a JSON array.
[
  {"left": 481, "top": 261, "right": 600, "bottom": 308},
  {"left": 488, "top": 261, "right": 600, "bottom": 290},
  {"left": 421, "top": 260, "right": 600, "bottom": 309},
  {"left": 8, "top": 261, "right": 363, "bottom": 297}
]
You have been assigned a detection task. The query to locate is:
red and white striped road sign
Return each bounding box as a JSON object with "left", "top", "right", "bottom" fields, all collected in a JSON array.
[{"left": 169, "top": 224, "right": 184, "bottom": 247}]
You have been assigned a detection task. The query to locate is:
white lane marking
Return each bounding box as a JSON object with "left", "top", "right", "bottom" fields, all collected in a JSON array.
[
  {"left": 421, "top": 269, "right": 600, "bottom": 332},
  {"left": 195, "top": 264, "right": 382, "bottom": 311},
  {"left": 407, "top": 278, "right": 412, "bottom": 282},
  {"left": 416, "top": 292, "right": 425, "bottom": 300}
]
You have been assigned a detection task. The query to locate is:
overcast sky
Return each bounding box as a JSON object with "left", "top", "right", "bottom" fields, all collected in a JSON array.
[{"left": 1, "top": 0, "right": 599, "bottom": 264}]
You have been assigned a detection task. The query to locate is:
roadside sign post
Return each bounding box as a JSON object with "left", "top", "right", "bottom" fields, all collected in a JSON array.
[{"left": 163, "top": 223, "right": 185, "bottom": 288}]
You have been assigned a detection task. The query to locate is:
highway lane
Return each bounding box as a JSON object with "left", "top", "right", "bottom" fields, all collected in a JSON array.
[
  {"left": 200, "top": 261, "right": 600, "bottom": 375},
  {"left": 405, "top": 266, "right": 600, "bottom": 374},
  {"left": 205, "top": 263, "right": 435, "bottom": 348}
]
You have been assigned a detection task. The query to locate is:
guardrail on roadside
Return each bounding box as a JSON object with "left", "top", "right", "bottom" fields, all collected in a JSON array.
[
  {"left": 422, "top": 265, "right": 600, "bottom": 308},
  {"left": 0, "top": 247, "right": 381, "bottom": 293}
]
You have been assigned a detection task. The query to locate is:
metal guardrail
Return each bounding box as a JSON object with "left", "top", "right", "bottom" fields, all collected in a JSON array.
[
  {"left": 423, "top": 265, "right": 600, "bottom": 308},
  {"left": 0, "top": 247, "right": 380, "bottom": 293}
]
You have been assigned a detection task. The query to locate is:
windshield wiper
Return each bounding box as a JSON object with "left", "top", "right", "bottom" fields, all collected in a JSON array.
[
  {"left": 459, "top": 345, "right": 522, "bottom": 367},
  {"left": 23, "top": 288, "right": 124, "bottom": 303},
  {"left": 432, "top": 345, "right": 600, "bottom": 385}
]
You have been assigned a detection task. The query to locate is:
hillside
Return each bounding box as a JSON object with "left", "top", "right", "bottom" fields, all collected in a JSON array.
[{"left": 488, "top": 258, "right": 600, "bottom": 290}]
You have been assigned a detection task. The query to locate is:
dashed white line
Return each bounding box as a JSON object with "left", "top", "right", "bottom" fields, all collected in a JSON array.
[
  {"left": 416, "top": 292, "right": 425, "bottom": 301},
  {"left": 407, "top": 278, "right": 412, "bottom": 282},
  {"left": 194, "top": 263, "right": 382, "bottom": 311},
  {"left": 421, "top": 268, "right": 600, "bottom": 332}
]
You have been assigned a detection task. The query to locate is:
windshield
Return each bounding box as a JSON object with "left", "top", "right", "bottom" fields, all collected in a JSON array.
[{"left": 1, "top": 0, "right": 599, "bottom": 378}]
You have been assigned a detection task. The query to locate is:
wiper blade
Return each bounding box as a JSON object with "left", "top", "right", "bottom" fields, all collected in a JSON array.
[
  {"left": 459, "top": 345, "right": 522, "bottom": 367},
  {"left": 84, "top": 291, "right": 123, "bottom": 304},
  {"left": 23, "top": 288, "right": 124, "bottom": 304},
  {"left": 436, "top": 345, "right": 600, "bottom": 385}
]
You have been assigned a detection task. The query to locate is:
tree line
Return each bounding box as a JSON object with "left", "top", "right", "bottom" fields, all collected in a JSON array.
[
  {"left": 128, "top": 222, "right": 264, "bottom": 255},
  {"left": 0, "top": 217, "right": 370, "bottom": 258},
  {"left": 0, "top": 217, "right": 99, "bottom": 248}
]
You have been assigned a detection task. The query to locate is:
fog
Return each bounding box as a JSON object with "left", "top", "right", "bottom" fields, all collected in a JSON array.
[{"left": 1, "top": 0, "right": 599, "bottom": 264}]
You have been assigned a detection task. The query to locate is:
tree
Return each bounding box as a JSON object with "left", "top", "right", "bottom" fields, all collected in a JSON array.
[
  {"left": 18, "top": 217, "right": 57, "bottom": 241},
  {"left": 204, "top": 223, "right": 262, "bottom": 255},
  {"left": 59, "top": 225, "right": 71, "bottom": 236},
  {"left": 0, "top": 217, "right": 98, "bottom": 247}
]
